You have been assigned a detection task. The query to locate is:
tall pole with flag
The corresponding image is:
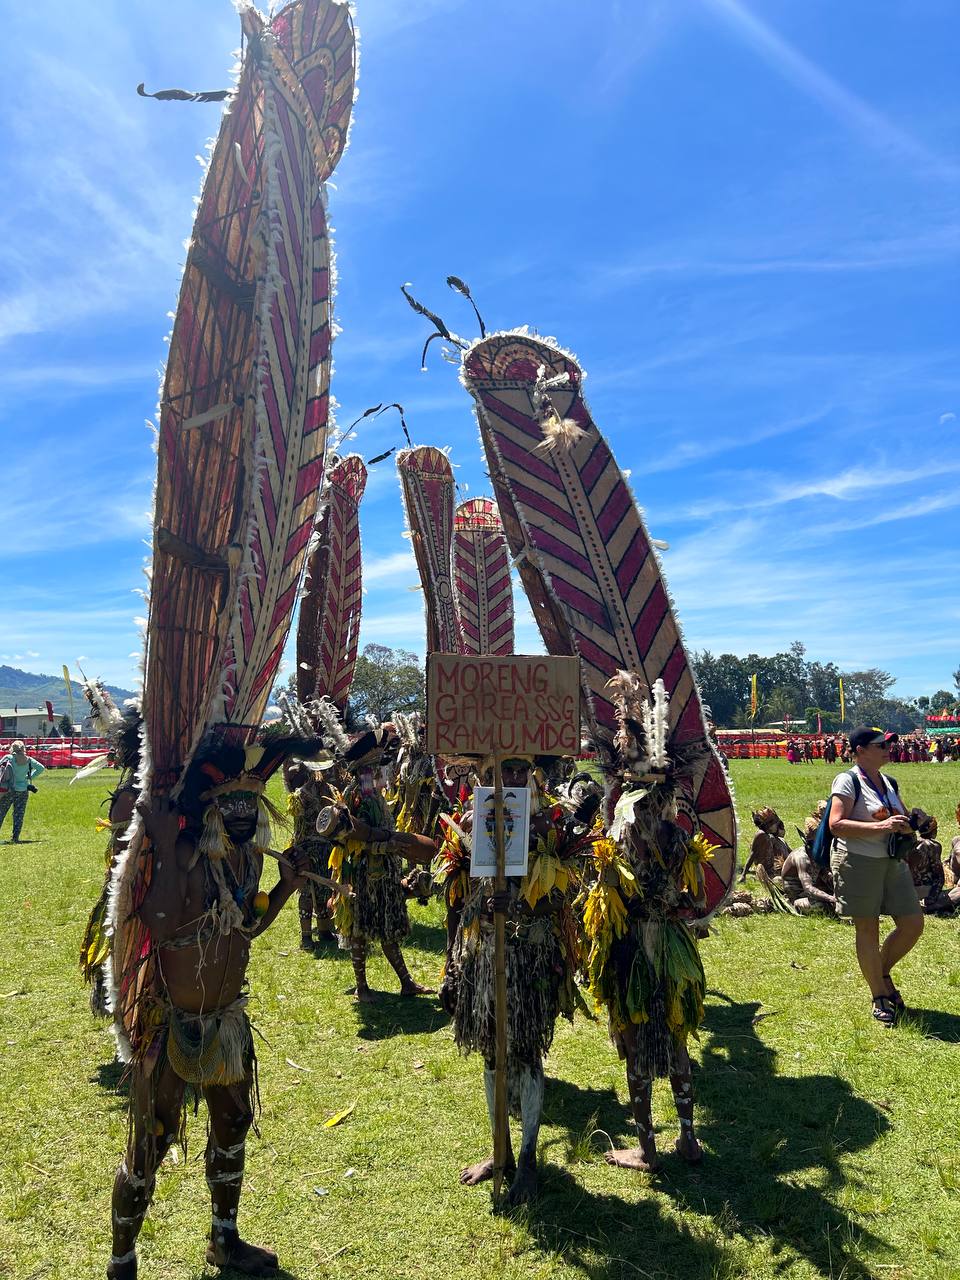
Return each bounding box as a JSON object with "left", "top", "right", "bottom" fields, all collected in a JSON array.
[
  {"left": 62, "top": 665, "right": 75, "bottom": 729},
  {"left": 750, "top": 673, "right": 758, "bottom": 756},
  {"left": 838, "top": 677, "right": 845, "bottom": 726}
]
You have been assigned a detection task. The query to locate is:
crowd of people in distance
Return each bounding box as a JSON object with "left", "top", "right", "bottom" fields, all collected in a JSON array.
[{"left": 783, "top": 733, "right": 957, "bottom": 764}]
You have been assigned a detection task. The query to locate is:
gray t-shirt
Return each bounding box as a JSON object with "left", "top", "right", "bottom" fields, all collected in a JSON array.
[{"left": 832, "top": 768, "right": 904, "bottom": 860}]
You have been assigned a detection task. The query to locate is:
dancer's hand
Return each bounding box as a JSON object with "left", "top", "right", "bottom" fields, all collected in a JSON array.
[
  {"left": 138, "top": 795, "right": 182, "bottom": 849},
  {"left": 486, "top": 889, "right": 512, "bottom": 914},
  {"left": 279, "top": 846, "right": 310, "bottom": 891}
]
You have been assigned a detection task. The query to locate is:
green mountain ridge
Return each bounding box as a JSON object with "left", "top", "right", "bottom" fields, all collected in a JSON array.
[{"left": 0, "top": 666, "right": 136, "bottom": 717}]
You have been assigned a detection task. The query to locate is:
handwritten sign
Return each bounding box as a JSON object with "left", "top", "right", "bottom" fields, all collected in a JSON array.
[{"left": 426, "top": 653, "right": 580, "bottom": 757}]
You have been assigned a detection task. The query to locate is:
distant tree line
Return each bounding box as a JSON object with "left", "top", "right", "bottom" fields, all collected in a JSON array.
[
  {"left": 283, "top": 640, "right": 958, "bottom": 737},
  {"left": 692, "top": 641, "right": 960, "bottom": 732}
]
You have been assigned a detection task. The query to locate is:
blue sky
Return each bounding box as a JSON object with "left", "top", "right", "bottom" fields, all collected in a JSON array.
[{"left": 1, "top": 0, "right": 957, "bottom": 700}]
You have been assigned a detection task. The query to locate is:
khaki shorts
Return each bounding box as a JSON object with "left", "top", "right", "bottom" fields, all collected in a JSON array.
[{"left": 830, "top": 850, "right": 921, "bottom": 919}]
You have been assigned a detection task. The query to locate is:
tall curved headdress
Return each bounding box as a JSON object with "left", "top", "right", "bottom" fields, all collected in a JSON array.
[
  {"left": 297, "top": 453, "right": 367, "bottom": 713},
  {"left": 452, "top": 497, "right": 514, "bottom": 656},
  {"left": 108, "top": 0, "right": 356, "bottom": 1061},
  {"left": 396, "top": 446, "right": 459, "bottom": 654},
  {"left": 144, "top": 0, "right": 355, "bottom": 795},
  {"left": 461, "top": 330, "right": 736, "bottom": 917}
]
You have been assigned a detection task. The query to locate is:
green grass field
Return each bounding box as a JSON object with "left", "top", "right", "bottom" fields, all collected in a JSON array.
[{"left": 2, "top": 761, "right": 960, "bottom": 1280}]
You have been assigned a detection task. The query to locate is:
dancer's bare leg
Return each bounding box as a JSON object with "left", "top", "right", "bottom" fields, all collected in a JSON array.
[
  {"left": 382, "top": 939, "right": 434, "bottom": 996},
  {"left": 669, "top": 1043, "right": 703, "bottom": 1163},
  {"left": 204, "top": 1078, "right": 277, "bottom": 1275},
  {"left": 504, "top": 1065, "right": 543, "bottom": 1207},
  {"left": 606, "top": 1021, "right": 659, "bottom": 1172},
  {"left": 107, "top": 1061, "right": 185, "bottom": 1279},
  {"left": 461, "top": 1063, "right": 516, "bottom": 1186},
  {"left": 350, "top": 938, "right": 376, "bottom": 1001}
]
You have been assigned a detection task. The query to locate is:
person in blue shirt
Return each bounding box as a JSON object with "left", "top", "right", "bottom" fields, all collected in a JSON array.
[{"left": 0, "top": 739, "right": 46, "bottom": 842}]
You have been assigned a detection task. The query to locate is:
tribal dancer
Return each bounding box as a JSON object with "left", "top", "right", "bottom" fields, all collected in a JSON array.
[
  {"left": 105, "top": 1, "right": 356, "bottom": 1271},
  {"left": 437, "top": 757, "right": 590, "bottom": 1205},
  {"left": 107, "top": 732, "right": 319, "bottom": 1279},
  {"left": 456, "top": 328, "right": 737, "bottom": 1172},
  {"left": 392, "top": 712, "right": 444, "bottom": 902},
  {"left": 778, "top": 811, "right": 836, "bottom": 914},
  {"left": 277, "top": 693, "right": 348, "bottom": 951},
  {"left": 325, "top": 727, "right": 436, "bottom": 1001},
  {"left": 77, "top": 680, "right": 142, "bottom": 1017},
  {"left": 581, "top": 676, "right": 713, "bottom": 1172},
  {"left": 289, "top": 450, "right": 369, "bottom": 947},
  {"left": 284, "top": 749, "right": 340, "bottom": 949}
]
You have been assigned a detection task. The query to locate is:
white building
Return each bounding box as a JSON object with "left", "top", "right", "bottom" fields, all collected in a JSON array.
[{"left": 0, "top": 707, "right": 54, "bottom": 738}]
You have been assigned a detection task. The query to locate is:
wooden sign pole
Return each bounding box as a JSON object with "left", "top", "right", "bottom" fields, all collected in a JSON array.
[{"left": 492, "top": 750, "right": 509, "bottom": 1205}]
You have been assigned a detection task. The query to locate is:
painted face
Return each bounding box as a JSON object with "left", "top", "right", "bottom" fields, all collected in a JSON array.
[
  {"left": 218, "top": 790, "right": 259, "bottom": 843},
  {"left": 501, "top": 762, "right": 530, "bottom": 788}
]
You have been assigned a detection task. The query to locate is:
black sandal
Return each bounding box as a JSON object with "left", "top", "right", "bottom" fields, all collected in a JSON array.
[
  {"left": 883, "top": 975, "right": 905, "bottom": 1013},
  {"left": 872, "top": 995, "right": 898, "bottom": 1028}
]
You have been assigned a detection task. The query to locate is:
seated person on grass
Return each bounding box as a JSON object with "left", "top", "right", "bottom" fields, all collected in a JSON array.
[
  {"left": 781, "top": 837, "right": 837, "bottom": 915},
  {"left": 740, "top": 808, "right": 790, "bottom": 881},
  {"left": 905, "top": 811, "right": 955, "bottom": 914}
]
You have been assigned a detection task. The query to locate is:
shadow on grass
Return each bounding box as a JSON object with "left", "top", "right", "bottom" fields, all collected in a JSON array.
[
  {"left": 672, "top": 991, "right": 889, "bottom": 1277},
  {"left": 901, "top": 1005, "right": 960, "bottom": 1042},
  {"left": 93, "top": 1058, "right": 129, "bottom": 1098},
  {"left": 520, "top": 991, "right": 892, "bottom": 1279},
  {"left": 199, "top": 1266, "right": 301, "bottom": 1280},
  {"left": 354, "top": 991, "right": 449, "bottom": 1042},
  {"left": 521, "top": 1162, "right": 726, "bottom": 1280}
]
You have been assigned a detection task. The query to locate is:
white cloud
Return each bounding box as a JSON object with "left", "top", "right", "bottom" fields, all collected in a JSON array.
[
  {"left": 684, "top": 460, "right": 960, "bottom": 521},
  {"left": 590, "top": 224, "right": 960, "bottom": 293},
  {"left": 363, "top": 550, "right": 418, "bottom": 583},
  {"left": 699, "top": 0, "right": 960, "bottom": 180},
  {"left": 629, "top": 406, "right": 831, "bottom": 478}
]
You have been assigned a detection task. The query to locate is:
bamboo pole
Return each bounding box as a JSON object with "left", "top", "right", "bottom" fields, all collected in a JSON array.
[
  {"left": 492, "top": 751, "right": 509, "bottom": 1205},
  {"left": 260, "top": 847, "right": 351, "bottom": 898}
]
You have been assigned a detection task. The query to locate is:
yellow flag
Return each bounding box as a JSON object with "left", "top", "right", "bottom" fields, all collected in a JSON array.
[
  {"left": 749, "top": 674, "right": 758, "bottom": 720},
  {"left": 838, "top": 677, "right": 845, "bottom": 724}
]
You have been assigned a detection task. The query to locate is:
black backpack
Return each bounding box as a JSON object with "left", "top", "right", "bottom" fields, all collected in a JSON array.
[{"left": 809, "top": 768, "right": 899, "bottom": 868}]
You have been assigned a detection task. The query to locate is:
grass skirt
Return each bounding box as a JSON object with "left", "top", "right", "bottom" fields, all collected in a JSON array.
[
  {"left": 452, "top": 916, "right": 562, "bottom": 1070},
  {"left": 347, "top": 850, "right": 410, "bottom": 945},
  {"left": 608, "top": 918, "right": 705, "bottom": 1079}
]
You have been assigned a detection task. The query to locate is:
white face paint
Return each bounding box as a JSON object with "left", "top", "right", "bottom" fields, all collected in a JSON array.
[{"left": 218, "top": 790, "right": 259, "bottom": 842}]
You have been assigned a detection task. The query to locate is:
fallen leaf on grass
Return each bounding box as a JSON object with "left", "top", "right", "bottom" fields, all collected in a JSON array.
[
  {"left": 0, "top": 990, "right": 27, "bottom": 999},
  {"left": 790, "top": 962, "right": 807, "bottom": 971},
  {"left": 285, "top": 1057, "right": 313, "bottom": 1073},
  {"left": 324, "top": 1101, "right": 356, "bottom": 1128},
  {"left": 752, "top": 1010, "right": 780, "bottom": 1024},
  {"left": 314, "top": 1186, "right": 329, "bottom": 1196},
  {"left": 412, "top": 1060, "right": 424, "bottom": 1071}
]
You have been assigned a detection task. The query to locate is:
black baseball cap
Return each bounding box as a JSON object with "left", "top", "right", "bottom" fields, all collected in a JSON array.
[{"left": 849, "top": 725, "right": 898, "bottom": 751}]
